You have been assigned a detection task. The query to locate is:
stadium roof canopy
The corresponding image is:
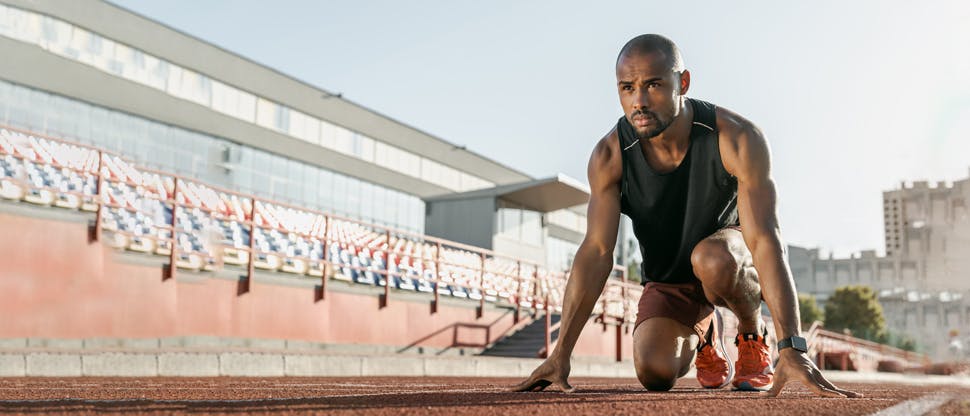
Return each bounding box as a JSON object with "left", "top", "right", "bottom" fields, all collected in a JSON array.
[{"left": 424, "top": 173, "right": 590, "bottom": 213}]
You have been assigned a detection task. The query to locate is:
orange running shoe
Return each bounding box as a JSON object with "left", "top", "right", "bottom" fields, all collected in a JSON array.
[
  {"left": 695, "top": 309, "right": 733, "bottom": 389},
  {"left": 732, "top": 329, "right": 774, "bottom": 391}
]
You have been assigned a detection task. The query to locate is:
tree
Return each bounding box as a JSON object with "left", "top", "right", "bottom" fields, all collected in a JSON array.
[
  {"left": 626, "top": 260, "right": 641, "bottom": 284},
  {"left": 798, "top": 294, "right": 824, "bottom": 327},
  {"left": 883, "top": 330, "right": 918, "bottom": 352},
  {"left": 824, "top": 285, "right": 887, "bottom": 343}
]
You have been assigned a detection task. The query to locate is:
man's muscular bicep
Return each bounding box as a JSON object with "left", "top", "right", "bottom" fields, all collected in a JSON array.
[
  {"left": 721, "top": 116, "right": 781, "bottom": 246},
  {"left": 582, "top": 135, "right": 623, "bottom": 257}
]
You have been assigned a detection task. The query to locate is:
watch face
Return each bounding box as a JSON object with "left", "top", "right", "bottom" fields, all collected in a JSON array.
[{"left": 792, "top": 337, "right": 808, "bottom": 352}]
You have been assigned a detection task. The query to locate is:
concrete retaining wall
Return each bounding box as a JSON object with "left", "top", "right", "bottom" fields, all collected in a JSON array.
[{"left": 0, "top": 351, "right": 636, "bottom": 378}]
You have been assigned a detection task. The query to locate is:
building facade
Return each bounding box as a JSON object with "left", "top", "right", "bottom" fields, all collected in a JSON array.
[{"left": 788, "top": 171, "right": 970, "bottom": 356}]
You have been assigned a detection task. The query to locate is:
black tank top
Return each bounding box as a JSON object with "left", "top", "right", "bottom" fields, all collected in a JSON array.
[{"left": 618, "top": 98, "right": 739, "bottom": 284}]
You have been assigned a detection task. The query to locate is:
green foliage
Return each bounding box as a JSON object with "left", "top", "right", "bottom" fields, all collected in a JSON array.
[
  {"left": 885, "top": 331, "right": 919, "bottom": 352},
  {"left": 626, "top": 260, "right": 641, "bottom": 284},
  {"left": 896, "top": 336, "right": 917, "bottom": 352},
  {"left": 824, "top": 285, "right": 887, "bottom": 343},
  {"left": 798, "top": 294, "right": 824, "bottom": 327}
]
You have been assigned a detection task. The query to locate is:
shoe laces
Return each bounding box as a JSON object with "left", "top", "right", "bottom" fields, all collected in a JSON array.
[
  {"left": 696, "top": 343, "right": 726, "bottom": 372},
  {"left": 735, "top": 334, "right": 769, "bottom": 374}
]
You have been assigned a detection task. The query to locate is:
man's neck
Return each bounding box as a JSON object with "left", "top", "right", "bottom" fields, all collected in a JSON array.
[{"left": 647, "top": 99, "right": 693, "bottom": 152}]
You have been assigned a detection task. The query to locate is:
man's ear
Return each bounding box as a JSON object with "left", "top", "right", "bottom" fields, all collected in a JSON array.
[{"left": 679, "top": 70, "right": 691, "bottom": 95}]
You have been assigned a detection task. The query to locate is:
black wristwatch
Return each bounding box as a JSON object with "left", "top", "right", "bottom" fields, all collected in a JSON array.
[{"left": 777, "top": 336, "right": 808, "bottom": 353}]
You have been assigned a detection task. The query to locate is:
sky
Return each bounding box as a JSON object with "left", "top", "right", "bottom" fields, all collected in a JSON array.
[{"left": 111, "top": 0, "right": 970, "bottom": 257}]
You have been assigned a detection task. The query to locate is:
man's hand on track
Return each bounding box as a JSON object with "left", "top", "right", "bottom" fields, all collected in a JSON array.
[
  {"left": 762, "top": 349, "right": 862, "bottom": 398},
  {"left": 510, "top": 357, "right": 575, "bottom": 393}
]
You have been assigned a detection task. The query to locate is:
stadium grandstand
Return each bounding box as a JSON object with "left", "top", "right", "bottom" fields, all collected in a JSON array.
[{"left": 0, "top": 0, "right": 645, "bottom": 360}]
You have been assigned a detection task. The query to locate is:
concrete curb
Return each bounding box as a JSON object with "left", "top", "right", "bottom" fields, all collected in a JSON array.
[
  {"left": 824, "top": 370, "right": 970, "bottom": 388},
  {"left": 0, "top": 351, "right": 630, "bottom": 378},
  {"left": 1, "top": 351, "right": 965, "bottom": 387}
]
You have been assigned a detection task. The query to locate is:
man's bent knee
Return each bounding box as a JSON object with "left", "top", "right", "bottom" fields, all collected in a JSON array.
[
  {"left": 690, "top": 238, "right": 740, "bottom": 284},
  {"left": 635, "top": 361, "right": 679, "bottom": 391}
]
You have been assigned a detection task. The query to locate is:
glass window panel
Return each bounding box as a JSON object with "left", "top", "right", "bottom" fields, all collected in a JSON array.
[
  {"left": 317, "top": 169, "right": 333, "bottom": 211},
  {"left": 235, "top": 89, "right": 256, "bottom": 122},
  {"left": 69, "top": 26, "right": 92, "bottom": 64},
  {"left": 255, "top": 98, "right": 275, "bottom": 129},
  {"left": 401, "top": 151, "right": 420, "bottom": 177},
  {"left": 26, "top": 88, "right": 48, "bottom": 132},
  {"left": 346, "top": 177, "right": 361, "bottom": 218},
  {"left": 270, "top": 155, "right": 287, "bottom": 199},
  {"left": 1, "top": 6, "right": 41, "bottom": 44},
  {"left": 110, "top": 41, "right": 131, "bottom": 76},
  {"left": 275, "top": 105, "right": 289, "bottom": 132},
  {"left": 303, "top": 115, "right": 320, "bottom": 144},
  {"left": 359, "top": 181, "right": 374, "bottom": 222},
  {"left": 286, "top": 159, "right": 303, "bottom": 202},
  {"left": 351, "top": 133, "right": 362, "bottom": 156},
  {"left": 211, "top": 82, "right": 252, "bottom": 121},
  {"left": 522, "top": 210, "right": 542, "bottom": 246},
  {"left": 0, "top": 81, "right": 11, "bottom": 124},
  {"left": 41, "top": 16, "right": 67, "bottom": 45},
  {"left": 288, "top": 110, "right": 305, "bottom": 139},
  {"left": 373, "top": 141, "right": 387, "bottom": 166},
  {"left": 413, "top": 198, "right": 424, "bottom": 233},
  {"left": 319, "top": 120, "right": 336, "bottom": 149},
  {"left": 358, "top": 136, "right": 375, "bottom": 162},
  {"left": 142, "top": 54, "right": 167, "bottom": 90},
  {"left": 421, "top": 159, "right": 435, "bottom": 183},
  {"left": 332, "top": 174, "right": 347, "bottom": 215},
  {"left": 92, "top": 36, "right": 115, "bottom": 72},
  {"left": 211, "top": 81, "right": 231, "bottom": 117},
  {"left": 334, "top": 126, "right": 354, "bottom": 155},
  {"left": 396, "top": 193, "right": 410, "bottom": 228},
  {"left": 302, "top": 164, "right": 319, "bottom": 208},
  {"left": 368, "top": 185, "right": 383, "bottom": 225},
  {"left": 383, "top": 189, "right": 397, "bottom": 228}
]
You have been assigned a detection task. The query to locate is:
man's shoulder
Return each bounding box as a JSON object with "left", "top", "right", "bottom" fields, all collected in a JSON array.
[
  {"left": 713, "top": 105, "right": 761, "bottom": 139},
  {"left": 588, "top": 126, "right": 623, "bottom": 186},
  {"left": 711, "top": 104, "right": 769, "bottom": 176}
]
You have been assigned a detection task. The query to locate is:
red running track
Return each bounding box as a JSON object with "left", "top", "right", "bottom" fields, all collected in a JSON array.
[{"left": 0, "top": 377, "right": 967, "bottom": 415}]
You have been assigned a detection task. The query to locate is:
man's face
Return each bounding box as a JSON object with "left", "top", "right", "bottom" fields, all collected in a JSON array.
[{"left": 616, "top": 51, "right": 687, "bottom": 140}]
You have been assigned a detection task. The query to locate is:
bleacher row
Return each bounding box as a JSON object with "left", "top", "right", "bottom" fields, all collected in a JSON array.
[{"left": 0, "top": 127, "right": 638, "bottom": 321}]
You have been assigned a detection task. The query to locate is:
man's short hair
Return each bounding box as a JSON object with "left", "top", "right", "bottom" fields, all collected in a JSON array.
[{"left": 617, "top": 34, "right": 684, "bottom": 73}]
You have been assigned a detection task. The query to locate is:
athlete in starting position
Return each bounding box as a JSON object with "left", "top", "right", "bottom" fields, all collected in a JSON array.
[{"left": 513, "top": 34, "right": 859, "bottom": 398}]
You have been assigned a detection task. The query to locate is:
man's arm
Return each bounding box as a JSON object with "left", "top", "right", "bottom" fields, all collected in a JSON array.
[
  {"left": 511, "top": 133, "right": 623, "bottom": 392},
  {"left": 720, "top": 111, "right": 860, "bottom": 398}
]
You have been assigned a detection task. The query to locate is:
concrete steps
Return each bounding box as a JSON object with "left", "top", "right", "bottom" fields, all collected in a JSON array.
[{"left": 481, "top": 313, "right": 560, "bottom": 358}]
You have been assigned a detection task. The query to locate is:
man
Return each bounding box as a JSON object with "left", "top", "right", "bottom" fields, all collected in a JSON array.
[{"left": 513, "top": 34, "right": 859, "bottom": 398}]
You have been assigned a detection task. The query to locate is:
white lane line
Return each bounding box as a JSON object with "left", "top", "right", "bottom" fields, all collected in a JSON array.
[{"left": 869, "top": 393, "right": 952, "bottom": 416}]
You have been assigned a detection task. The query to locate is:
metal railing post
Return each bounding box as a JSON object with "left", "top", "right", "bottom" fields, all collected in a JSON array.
[
  {"left": 478, "top": 252, "right": 486, "bottom": 319},
  {"left": 244, "top": 197, "right": 255, "bottom": 293},
  {"left": 532, "top": 267, "right": 539, "bottom": 314},
  {"left": 514, "top": 260, "right": 522, "bottom": 324},
  {"left": 381, "top": 230, "right": 390, "bottom": 308},
  {"left": 600, "top": 287, "right": 608, "bottom": 332},
  {"left": 616, "top": 321, "right": 623, "bottom": 362},
  {"left": 166, "top": 178, "right": 179, "bottom": 281},
  {"left": 432, "top": 241, "right": 442, "bottom": 314},
  {"left": 621, "top": 268, "right": 629, "bottom": 334},
  {"left": 92, "top": 151, "right": 104, "bottom": 243},
  {"left": 543, "top": 292, "right": 551, "bottom": 359},
  {"left": 319, "top": 215, "right": 331, "bottom": 302}
]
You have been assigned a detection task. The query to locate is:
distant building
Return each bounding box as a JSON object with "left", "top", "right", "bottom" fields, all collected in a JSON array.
[{"left": 788, "top": 169, "right": 970, "bottom": 356}]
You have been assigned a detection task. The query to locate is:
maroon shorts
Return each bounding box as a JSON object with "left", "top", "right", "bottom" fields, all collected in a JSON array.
[
  {"left": 633, "top": 225, "right": 742, "bottom": 339},
  {"left": 635, "top": 279, "right": 715, "bottom": 339}
]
